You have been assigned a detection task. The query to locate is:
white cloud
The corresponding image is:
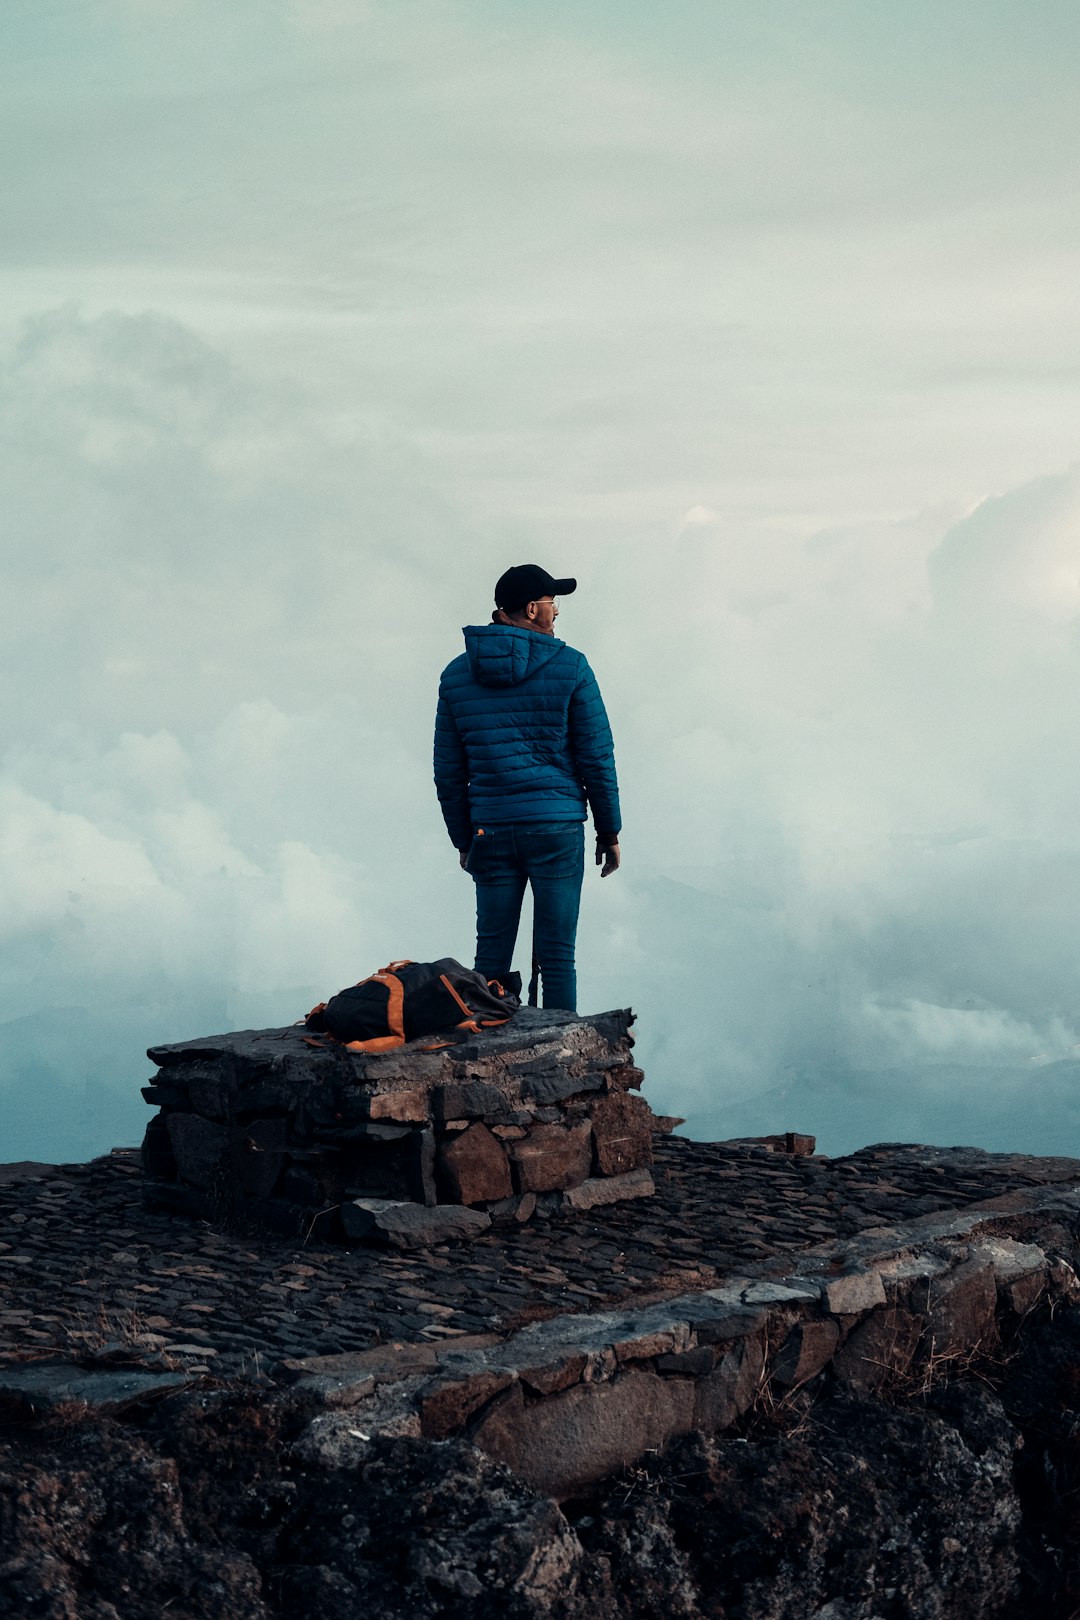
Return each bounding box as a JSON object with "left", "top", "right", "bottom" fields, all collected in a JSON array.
[
  {"left": 0, "top": 783, "right": 163, "bottom": 935},
  {"left": 3, "top": 305, "right": 1080, "bottom": 1163},
  {"left": 859, "top": 998, "right": 1075, "bottom": 1063}
]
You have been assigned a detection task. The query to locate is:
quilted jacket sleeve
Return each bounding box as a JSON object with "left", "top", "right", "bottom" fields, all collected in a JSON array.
[
  {"left": 433, "top": 688, "right": 472, "bottom": 849},
  {"left": 568, "top": 658, "right": 621, "bottom": 840}
]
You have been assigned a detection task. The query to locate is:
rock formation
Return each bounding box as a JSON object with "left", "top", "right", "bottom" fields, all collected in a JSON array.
[{"left": 141, "top": 1009, "right": 668, "bottom": 1246}]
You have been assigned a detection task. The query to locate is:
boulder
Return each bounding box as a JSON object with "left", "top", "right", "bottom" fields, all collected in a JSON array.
[
  {"left": 589, "top": 1091, "right": 654, "bottom": 1176},
  {"left": 166, "top": 1114, "right": 228, "bottom": 1192},
  {"left": 511, "top": 1121, "right": 594, "bottom": 1194},
  {"left": 437, "top": 1123, "right": 512, "bottom": 1205},
  {"left": 342, "top": 1197, "right": 491, "bottom": 1249},
  {"left": 473, "top": 1367, "right": 696, "bottom": 1498}
]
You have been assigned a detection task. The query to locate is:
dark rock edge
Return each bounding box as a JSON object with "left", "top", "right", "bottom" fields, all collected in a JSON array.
[{"left": 6, "top": 1290, "right": 1080, "bottom": 1615}]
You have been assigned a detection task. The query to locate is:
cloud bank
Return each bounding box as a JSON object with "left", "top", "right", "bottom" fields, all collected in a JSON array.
[{"left": 3, "top": 305, "right": 1079, "bottom": 1160}]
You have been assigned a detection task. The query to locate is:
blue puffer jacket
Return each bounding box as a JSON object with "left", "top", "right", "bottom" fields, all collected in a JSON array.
[{"left": 434, "top": 623, "right": 621, "bottom": 851}]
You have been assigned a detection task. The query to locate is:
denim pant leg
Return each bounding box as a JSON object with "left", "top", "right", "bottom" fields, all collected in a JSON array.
[
  {"left": 519, "top": 825, "right": 585, "bottom": 1012},
  {"left": 469, "top": 828, "right": 528, "bottom": 982}
]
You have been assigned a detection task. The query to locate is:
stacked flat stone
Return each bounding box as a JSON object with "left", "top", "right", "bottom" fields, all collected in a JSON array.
[{"left": 141, "top": 1008, "right": 662, "bottom": 1248}]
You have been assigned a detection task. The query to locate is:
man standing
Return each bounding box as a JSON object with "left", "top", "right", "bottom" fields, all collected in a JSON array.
[{"left": 434, "top": 564, "right": 621, "bottom": 1012}]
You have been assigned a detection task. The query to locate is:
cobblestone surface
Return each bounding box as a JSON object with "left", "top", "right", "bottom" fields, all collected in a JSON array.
[{"left": 1, "top": 1138, "right": 1077, "bottom": 1378}]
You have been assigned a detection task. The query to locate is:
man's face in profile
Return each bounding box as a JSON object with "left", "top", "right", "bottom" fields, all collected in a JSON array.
[{"left": 530, "top": 596, "right": 559, "bottom": 636}]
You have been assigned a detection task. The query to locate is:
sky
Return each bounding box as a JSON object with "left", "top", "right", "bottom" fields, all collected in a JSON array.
[{"left": 3, "top": 0, "right": 1080, "bottom": 1163}]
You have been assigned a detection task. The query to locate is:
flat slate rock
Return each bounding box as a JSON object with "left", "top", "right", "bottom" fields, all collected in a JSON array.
[
  {"left": 147, "top": 1007, "right": 634, "bottom": 1073},
  {"left": 341, "top": 1198, "right": 493, "bottom": 1249},
  {"left": 0, "top": 1360, "right": 190, "bottom": 1411}
]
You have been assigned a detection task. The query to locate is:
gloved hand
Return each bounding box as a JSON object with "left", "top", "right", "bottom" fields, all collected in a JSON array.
[{"left": 596, "top": 838, "right": 621, "bottom": 877}]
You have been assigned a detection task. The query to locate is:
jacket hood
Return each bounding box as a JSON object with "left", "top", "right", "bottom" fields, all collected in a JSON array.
[{"left": 463, "top": 623, "right": 567, "bottom": 687}]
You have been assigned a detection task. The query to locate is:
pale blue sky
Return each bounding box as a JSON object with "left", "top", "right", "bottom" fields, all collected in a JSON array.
[{"left": 3, "top": 0, "right": 1080, "bottom": 1161}]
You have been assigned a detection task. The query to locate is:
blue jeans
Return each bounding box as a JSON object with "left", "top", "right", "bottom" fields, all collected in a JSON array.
[{"left": 466, "top": 823, "right": 585, "bottom": 1012}]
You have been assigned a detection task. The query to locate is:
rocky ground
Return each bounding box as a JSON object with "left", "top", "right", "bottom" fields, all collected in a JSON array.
[
  {"left": 5, "top": 1136, "right": 1080, "bottom": 1617},
  {"left": 0, "top": 1138, "right": 1068, "bottom": 1374}
]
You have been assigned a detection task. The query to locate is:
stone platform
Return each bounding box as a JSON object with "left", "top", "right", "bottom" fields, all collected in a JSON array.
[{"left": 141, "top": 1009, "right": 666, "bottom": 1246}]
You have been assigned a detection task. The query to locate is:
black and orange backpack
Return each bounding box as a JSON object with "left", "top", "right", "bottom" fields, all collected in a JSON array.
[{"left": 303, "top": 958, "right": 519, "bottom": 1052}]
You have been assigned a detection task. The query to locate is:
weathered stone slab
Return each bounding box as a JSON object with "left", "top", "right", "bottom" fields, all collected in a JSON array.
[
  {"left": 925, "top": 1255, "right": 999, "bottom": 1358},
  {"left": 488, "top": 1191, "right": 537, "bottom": 1224},
  {"left": 432, "top": 1081, "right": 512, "bottom": 1121},
  {"left": 741, "top": 1279, "right": 820, "bottom": 1307},
  {"left": 341, "top": 1197, "right": 491, "bottom": 1248},
  {"left": 140, "top": 1082, "right": 187, "bottom": 1108},
  {"left": 693, "top": 1337, "right": 765, "bottom": 1431},
  {"left": 149, "top": 1009, "right": 634, "bottom": 1081},
  {"left": 604, "top": 1062, "right": 645, "bottom": 1092},
  {"left": 970, "top": 1238, "right": 1047, "bottom": 1315},
  {"left": 166, "top": 1114, "right": 228, "bottom": 1192},
  {"left": 189, "top": 1072, "right": 231, "bottom": 1119},
  {"left": 613, "top": 1325, "right": 688, "bottom": 1362},
  {"left": 284, "top": 1368, "right": 377, "bottom": 1406},
  {"left": 772, "top": 1319, "right": 840, "bottom": 1386},
  {"left": 559, "top": 1169, "right": 655, "bottom": 1210},
  {"left": 413, "top": 1125, "right": 437, "bottom": 1206},
  {"left": 436, "top": 1123, "right": 512, "bottom": 1205},
  {"left": 823, "top": 1268, "right": 888, "bottom": 1316},
  {"left": 519, "top": 1069, "right": 606, "bottom": 1106},
  {"left": 655, "top": 1346, "right": 716, "bottom": 1377},
  {"left": 692, "top": 1308, "right": 766, "bottom": 1345},
  {"left": 875, "top": 1251, "right": 951, "bottom": 1307},
  {"left": 0, "top": 1360, "right": 190, "bottom": 1413},
  {"left": 364, "top": 1088, "right": 430, "bottom": 1124},
  {"left": 231, "top": 1117, "right": 289, "bottom": 1199},
  {"left": 833, "top": 1307, "right": 925, "bottom": 1394},
  {"left": 420, "top": 1370, "right": 516, "bottom": 1438},
  {"left": 472, "top": 1367, "right": 695, "bottom": 1498},
  {"left": 280, "top": 1344, "right": 441, "bottom": 1385},
  {"left": 518, "top": 1354, "right": 589, "bottom": 1396},
  {"left": 589, "top": 1091, "right": 654, "bottom": 1176},
  {"left": 511, "top": 1121, "right": 593, "bottom": 1194}
]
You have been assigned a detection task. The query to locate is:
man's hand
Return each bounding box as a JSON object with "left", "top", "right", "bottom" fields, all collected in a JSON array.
[
  {"left": 595, "top": 838, "right": 621, "bottom": 877},
  {"left": 459, "top": 849, "right": 469, "bottom": 870}
]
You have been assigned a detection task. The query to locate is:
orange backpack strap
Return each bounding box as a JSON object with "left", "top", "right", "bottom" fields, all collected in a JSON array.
[
  {"left": 438, "top": 973, "right": 476, "bottom": 1022},
  {"left": 438, "top": 974, "right": 513, "bottom": 1035},
  {"left": 342, "top": 970, "right": 407, "bottom": 1053}
]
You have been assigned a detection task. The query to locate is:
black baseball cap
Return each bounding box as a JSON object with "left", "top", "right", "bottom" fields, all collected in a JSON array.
[{"left": 494, "top": 564, "right": 577, "bottom": 612}]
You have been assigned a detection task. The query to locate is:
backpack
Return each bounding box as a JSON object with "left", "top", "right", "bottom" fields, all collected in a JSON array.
[{"left": 303, "top": 958, "right": 519, "bottom": 1052}]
